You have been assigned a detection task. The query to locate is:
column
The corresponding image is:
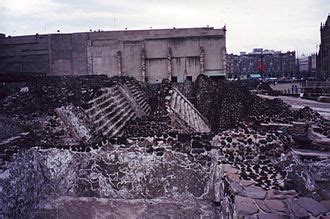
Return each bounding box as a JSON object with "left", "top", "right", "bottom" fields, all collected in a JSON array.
[
  {"left": 117, "top": 50, "right": 122, "bottom": 76},
  {"left": 141, "top": 46, "right": 147, "bottom": 82},
  {"left": 167, "top": 47, "right": 172, "bottom": 80},
  {"left": 200, "top": 46, "right": 205, "bottom": 74}
]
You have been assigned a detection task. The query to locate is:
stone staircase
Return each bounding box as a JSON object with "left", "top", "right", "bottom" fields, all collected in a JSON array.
[
  {"left": 84, "top": 82, "right": 150, "bottom": 138},
  {"left": 125, "top": 80, "right": 151, "bottom": 115},
  {"left": 167, "top": 87, "right": 210, "bottom": 133}
]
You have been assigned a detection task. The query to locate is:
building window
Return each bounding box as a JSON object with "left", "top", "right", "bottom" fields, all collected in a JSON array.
[
  {"left": 171, "top": 76, "right": 177, "bottom": 82},
  {"left": 186, "top": 76, "right": 192, "bottom": 81}
]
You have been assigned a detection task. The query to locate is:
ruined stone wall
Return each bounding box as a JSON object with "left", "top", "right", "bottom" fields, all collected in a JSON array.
[{"left": 0, "top": 27, "right": 226, "bottom": 83}]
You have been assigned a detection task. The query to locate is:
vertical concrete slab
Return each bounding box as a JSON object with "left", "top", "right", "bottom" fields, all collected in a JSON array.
[
  {"left": 90, "top": 39, "right": 119, "bottom": 76},
  {"left": 51, "top": 34, "right": 73, "bottom": 75},
  {"left": 71, "top": 33, "right": 88, "bottom": 75},
  {"left": 146, "top": 59, "right": 167, "bottom": 83},
  {"left": 122, "top": 41, "right": 143, "bottom": 80}
]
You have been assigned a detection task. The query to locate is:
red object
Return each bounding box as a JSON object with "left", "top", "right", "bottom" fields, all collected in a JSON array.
[{"left": 257, "top": 63, "right": 265, "bottom": 72}]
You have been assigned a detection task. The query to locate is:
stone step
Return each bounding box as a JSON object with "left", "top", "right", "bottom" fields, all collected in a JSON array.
[
  {"left": 133, "top": 92, "right": 145, "bottom": 101},
  {"left": 95, "top": 93, "right": 123, "bottom": 111},
  {"left": 94, "top": 101, "right": 127, "bottom": 124},
  {"left": 86, "top": 95, "right": 120, "bottom": 117},
  {"left": 103, "top": 108, "right": 135, "bottom": 136},
  {"left": 90, "top": 98, "right": 126, "bottom": 121},
  {"left": 85, "top": 90, "right": 121, "bottom": 114},
  {"left": 107, "top": 111, "right": 137, "bottom": 137},
  {"left": 95, "top": 102, "right": 130, "bottom": 130},
  {"left": 140, "top": 101, "right": 150, "bottom": 114},
  {"left": 87, "top": 87, "right": 117, "bottom": 104}
]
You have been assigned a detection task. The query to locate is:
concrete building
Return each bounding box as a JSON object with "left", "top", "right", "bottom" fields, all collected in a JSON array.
[
  {"left": 300, "top": 54, "right": 318, "bottom": 79},
  {"left": 0, "top": 27, "right": 227, "bottom": 83},
  {"left": 298, "top": 55, "right": 309, "bottom": 76},
  {"left": 309, "top": 54, "right": 317, "bottom": 77},
  {"left": 317, "top": 15, "right": 330, "bottom": 79},
  {"left": 226, "top": 49, "right": 296, "bottom": 79}
]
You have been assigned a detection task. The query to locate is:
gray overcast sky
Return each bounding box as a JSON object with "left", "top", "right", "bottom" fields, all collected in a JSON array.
[{"left": 0, "top": 0, "right": 329, "bottom": 55}]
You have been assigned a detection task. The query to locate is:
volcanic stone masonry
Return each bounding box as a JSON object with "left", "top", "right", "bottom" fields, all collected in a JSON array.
[{"left": 0, "top": 75, "right": 329, "bottom": 218}]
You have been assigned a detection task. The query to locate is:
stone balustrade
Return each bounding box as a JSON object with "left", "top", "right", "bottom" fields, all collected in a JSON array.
[{"left": 166, "top": 87, "right": 210, "bottom": 133}]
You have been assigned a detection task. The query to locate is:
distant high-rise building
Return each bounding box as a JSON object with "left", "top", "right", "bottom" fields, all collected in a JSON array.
[
  {"left": 298, "top": 55, "right": 309, "bottom": 75},
  {"left": 226, "top": 48, "right": 296, "bottom": 79},
  {"left": 309, "top": 54, "right": 317, "bottom": 78},
  {"left": 317, "top": 15, "right": 330, "bottom": 79}
]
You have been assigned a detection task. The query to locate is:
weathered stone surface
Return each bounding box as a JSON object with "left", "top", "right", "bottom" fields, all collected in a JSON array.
[
  {"left": 256, "top": 213, "right": 289, "bottom": 219},
  {"left": 266, "top": 189, "right": 297, "bottom": 200},
  {"left": 320, "top": 200, "right": 330, "bottom": 211},
  {"left": 285, "top": 198, "right": 309, "bottom": 218},
  {"left": 226, "top": 173, "right": 240, "bottom": 182},
  {"left": 223, "top": 164, "right": 238, "bottom": 174},
  {"left": 234, "top": 195, "right": 258, "bottom": 216},
  {"left": 243, "top": 186, "right": 266, "bottom": 199},
  {"left": 255, "top": 199, "right": 271, "bottom": 213},
  {"left": 33, "top": 196, "right": 219, "bottom": 218},
  {"left": 240, "top": 179, "right": 255, "bottom": 187},
  {"left": 244, "top": 215, "right": 258, "bottom": 219},
  {"left": 263, "top": 199, "right": 290, "bottom": 215},
  {"left": 296, "top": 197, "right": 328, "bottom": 216},
  {"left": 228, "top": 181, "right": 245, "bottom": 195}
]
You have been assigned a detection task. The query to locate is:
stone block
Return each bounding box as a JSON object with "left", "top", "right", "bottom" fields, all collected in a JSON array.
[
  {"left": 234, "top": 195, "right": 258, "bottom": 216},
  {"left": 243, "top": 186, "right": 266, "bottom": 199},
  {"left": 296, "top": 197, "right": 328, "bottom": 216},
  {"left": 320, "top": 200, "right": 330, "bottom": 212},
  {"left": 240, "top": 179, "right": 255, "bottom": 187},
  {"left": 256, "top": 213, "right": 289, "bottom": 219},
  {"left": 223, "top": 164, "right": 238, "bottom": 174},
  {"left": 256, "top": 199, "right": 290, "bottom": 215},
  {"left": 285, "top": 198, "right": 309, "bottom": 218},
  {"left": 228, "top": 181, "right": 244, "bottom": 195},
  {"left": 226, "top": 173, "right": 240, "bottom": 182}
]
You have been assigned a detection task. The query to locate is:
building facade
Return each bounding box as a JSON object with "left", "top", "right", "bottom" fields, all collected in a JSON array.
[
  {"left": 299, "top": 54, "right": 318, "bottom": 79},
  {"left": 0, "top": 27, "right": 226, "bottom": 83},
  {"left": 226, "top": 49, "right": 296, "bottom": 79},
  {"left": 317, "top": 15, "right": 330, "bottom": 79},
  {"left": 298, "top": 55, "right": 309, "bottom": 77}
]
